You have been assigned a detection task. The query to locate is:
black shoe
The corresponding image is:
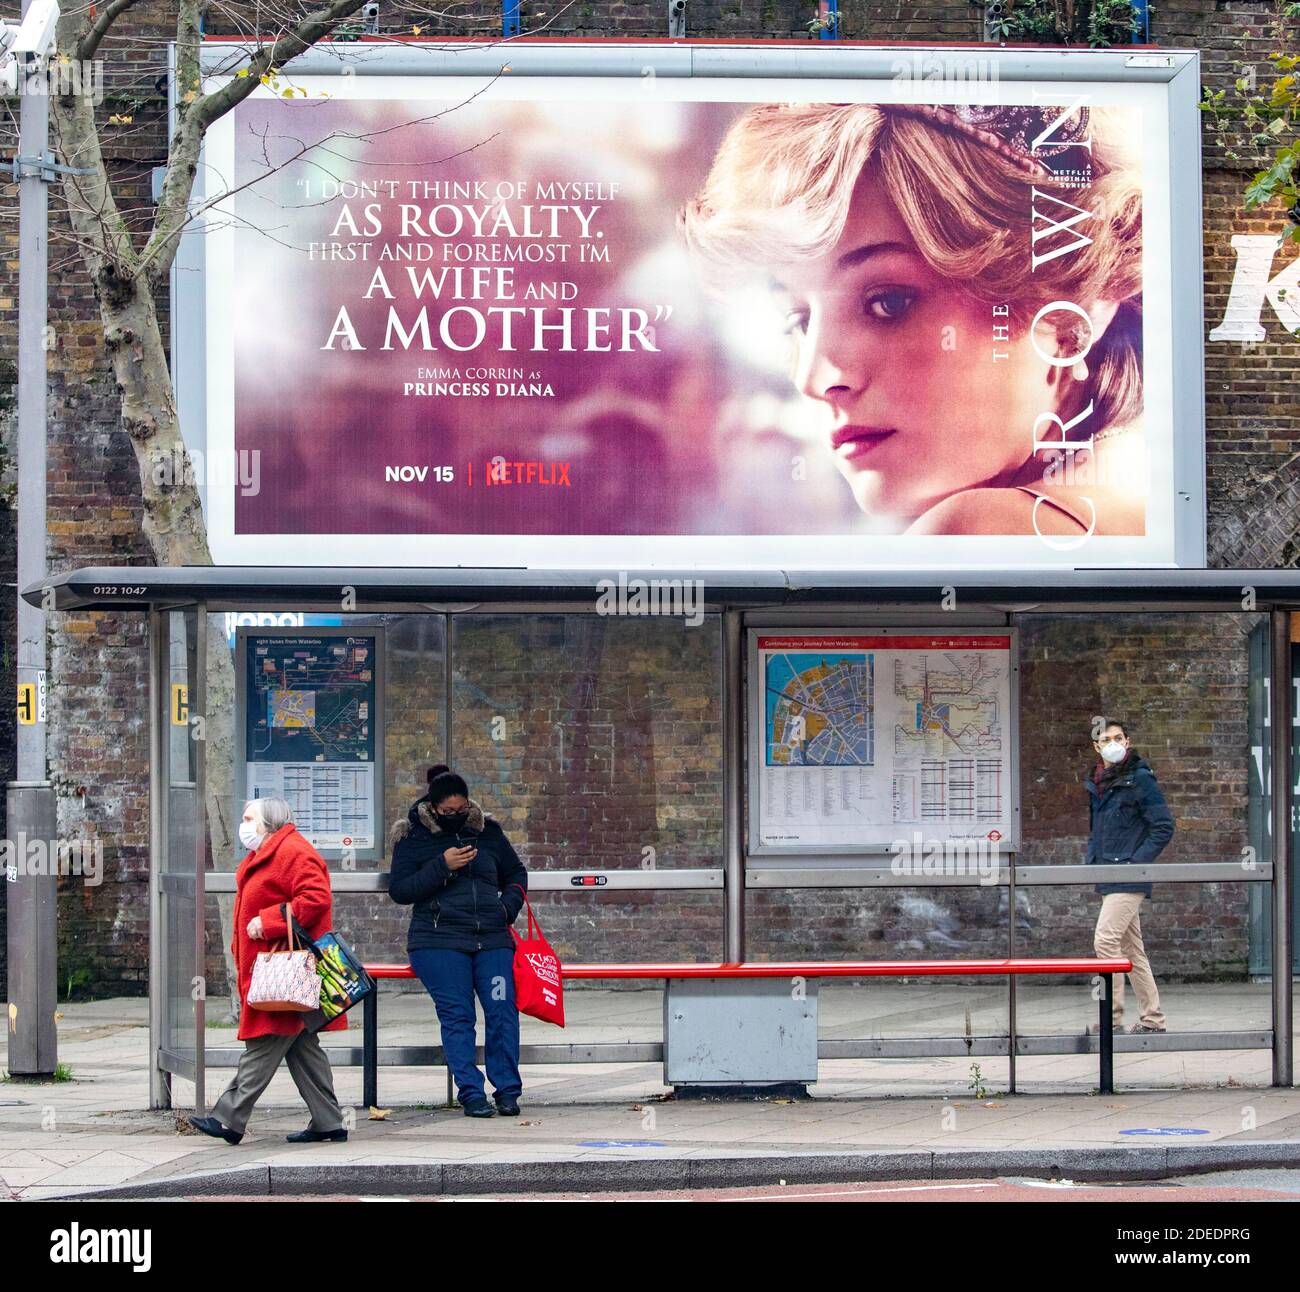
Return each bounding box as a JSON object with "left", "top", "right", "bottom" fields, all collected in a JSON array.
[
  {"left": 188, "top": 1115, "right": 243, "bottom": 1146},
  {"left": 495, "top": 1095, "right": 520, "bottom": 1117},
  {"left": 285, "top": 1127, "right": 349, "bottom": 1143},
  {"left": 462, "top": 1099, "right": 496, "bottom": 1118}
]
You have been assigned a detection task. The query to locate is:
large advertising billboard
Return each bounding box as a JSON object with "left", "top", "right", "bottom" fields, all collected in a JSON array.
[{"left": 192, "top": 45, "right": 1204, "bottom": 569}]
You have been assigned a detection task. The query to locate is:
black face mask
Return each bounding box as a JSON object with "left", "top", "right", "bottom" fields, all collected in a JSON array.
[{"left": 435, "top": 809, "right": 469, "bottom": 833}]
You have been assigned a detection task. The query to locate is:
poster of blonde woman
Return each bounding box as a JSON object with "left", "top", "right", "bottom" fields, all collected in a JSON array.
[{"left": 196, "top": 50, "right": 1202, "bottom": 569}]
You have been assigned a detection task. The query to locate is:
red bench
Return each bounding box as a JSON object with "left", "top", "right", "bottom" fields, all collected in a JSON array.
[{"left": 360, "top": 957, "right": 1132, "bottom": 1104}]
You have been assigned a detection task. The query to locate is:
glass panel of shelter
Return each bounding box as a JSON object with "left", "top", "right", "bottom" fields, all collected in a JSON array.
[
  {"left": 161, "top": 609, "right": 200, "bottom": 1065},
  {"left": 176, "top": 601, "right": 1285, "bottom": 1095}
]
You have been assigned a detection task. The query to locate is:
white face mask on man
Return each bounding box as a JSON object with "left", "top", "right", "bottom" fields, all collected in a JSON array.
[
  {"left": 1099, "top": 740, "right": 1128, "bottom": 765},
  {"left": 238, "top": 819, "right": 264, "bottom": 851}
]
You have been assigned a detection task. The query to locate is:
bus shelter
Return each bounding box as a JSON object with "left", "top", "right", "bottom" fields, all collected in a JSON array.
[{"left": 25, "top": 564, "right": 1300, "bottom": 1108}]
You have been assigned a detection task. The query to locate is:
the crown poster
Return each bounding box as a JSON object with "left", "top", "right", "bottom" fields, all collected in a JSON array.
[{"left": 200, "top": 64, "right": 1186, "bottom": 569}]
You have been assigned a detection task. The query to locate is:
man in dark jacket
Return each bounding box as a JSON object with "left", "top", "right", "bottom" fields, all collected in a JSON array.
[
  {"left": 1086, "top": 718, "right": 1175, "bottom": 1034},
  {"left": 389, "top": 765, "right": 529, "bottom": 1115}
]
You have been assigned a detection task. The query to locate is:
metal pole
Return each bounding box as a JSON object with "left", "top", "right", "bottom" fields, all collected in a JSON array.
[
  {"left": 193, "top": 608, "right": 207, "bottom": 1112},
  {"left": 147, "top": 611, "right": 169, "bottom": 1109},
  {"left": 722, "top": 610, "right": 744, "bottom": 961},
  {"left": 444, "top": 610, "right": 455, "bottom": 1108},
  {"left": 1271, "top": 607, "right": 1293, "bottom": 1086},
  {"left": 1007, "top": 859, "right": 1017, "bottom": 1095},
  {"left": 1130, "top": 0, "right": 1150, "bottom": 43},
  {"left": 1099, "top": 973, "right": 1114, "bottom": 1095},
  {"left": 6, "top": 10, "right": 56, "bottom": 1078},
  {"left": 362, "top": 989, "right": 378, "bottom": 1108}
]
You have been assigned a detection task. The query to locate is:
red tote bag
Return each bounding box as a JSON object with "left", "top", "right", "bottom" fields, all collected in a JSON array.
[{"left": 509, "top": 888, "right": 565, "bottom": 1028}]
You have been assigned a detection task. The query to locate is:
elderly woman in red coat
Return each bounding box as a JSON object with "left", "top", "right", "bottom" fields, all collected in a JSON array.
[{"left": 188, "top": 797, "right": 347, "bottom": 1146}]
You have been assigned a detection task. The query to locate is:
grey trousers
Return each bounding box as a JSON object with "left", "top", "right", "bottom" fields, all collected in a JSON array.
[{"left": 211, "top": 1029, "right": 345, "bottom": 1134}]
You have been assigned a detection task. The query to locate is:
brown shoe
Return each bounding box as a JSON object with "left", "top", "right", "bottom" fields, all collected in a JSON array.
[{"left": 1128, "top": 1023, "right": 1167, "bottom": 1034}]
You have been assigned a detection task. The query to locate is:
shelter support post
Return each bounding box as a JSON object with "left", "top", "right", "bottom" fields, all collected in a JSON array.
[
  {"left": 194, "top": 607, "right": 207, "bottom": 1114},
  {"left": 363, "top": 991, "right": 378, "bottom": 1108},
  {"left": 148, "top": 610, "right": 169, "bottom": 1109},
  {"left": 1271, "top": 607, "right": 1293, "bottom": 1087},
  {"left": 1099, "top": 973, "right": 1115, "bottom": 1095},
  {"left": 723, "top": 610, "right": 744, "bottom": 961}
]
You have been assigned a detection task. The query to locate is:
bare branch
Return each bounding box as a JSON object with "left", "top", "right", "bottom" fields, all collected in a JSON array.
[
  {"left": 142, "top": 0, "right": 372, "bottom": 286},
  {"left": 50, "top": 10, "right": 140, "bottom": 287},
  {"left": 77, "top": 0, "right": 148, "bottom": 64},
  {"left": 194, "top": 0, "right": 371, "bottom": 132}
]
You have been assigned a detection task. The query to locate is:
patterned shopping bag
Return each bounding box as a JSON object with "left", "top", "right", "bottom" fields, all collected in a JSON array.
[{"left": 247, "top": 914, "right": 321, "bottom": 1013}]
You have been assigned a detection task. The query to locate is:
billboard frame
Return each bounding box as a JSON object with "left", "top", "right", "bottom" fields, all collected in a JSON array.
[{"left": 170, "top": 40, "right": 1207, "bottom": 570}]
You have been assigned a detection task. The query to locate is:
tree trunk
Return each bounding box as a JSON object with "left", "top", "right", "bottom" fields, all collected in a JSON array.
[{"left": 91, "top": 268, "right": 243, "bottom": 1021}]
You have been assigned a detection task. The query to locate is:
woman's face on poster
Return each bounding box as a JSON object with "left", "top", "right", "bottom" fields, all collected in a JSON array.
[{"left": 770, "top": 173, "right": 1058, "bottom": 523}]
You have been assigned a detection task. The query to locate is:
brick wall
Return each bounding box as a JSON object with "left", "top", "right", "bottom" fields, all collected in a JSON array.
[{"left": 3, "top": 1, "right": 1298, "bottom": 996}]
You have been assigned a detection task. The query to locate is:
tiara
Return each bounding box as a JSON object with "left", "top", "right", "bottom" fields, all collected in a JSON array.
[{"left": 886, "top": 102, "right": 1092, "bottom": 179}]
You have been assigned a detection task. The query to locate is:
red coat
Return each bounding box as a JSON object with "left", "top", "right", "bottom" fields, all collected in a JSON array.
[{"left": 231, "top": 823, "right": 347, "bottom": 1041}]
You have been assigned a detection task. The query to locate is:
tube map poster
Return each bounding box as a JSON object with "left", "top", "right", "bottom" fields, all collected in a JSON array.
[
  {"left": 242, "top": 633, "right": 379, "bottom": 852},
  {"left": 757, "top": 634, "right": 1014, "bottom": 851}
]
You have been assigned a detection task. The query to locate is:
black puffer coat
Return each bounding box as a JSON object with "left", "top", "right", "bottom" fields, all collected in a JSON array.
[{"left": 388, "top": 797, "right": 528, "bottom": 954}]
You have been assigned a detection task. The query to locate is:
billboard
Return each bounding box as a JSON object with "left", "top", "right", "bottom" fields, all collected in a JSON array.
[
  {"left": 191, "top": 45, "right": 1205, "bottom": 569},
  {"left": 751, "top": 631, "right": 1016, "bottom": 854}
]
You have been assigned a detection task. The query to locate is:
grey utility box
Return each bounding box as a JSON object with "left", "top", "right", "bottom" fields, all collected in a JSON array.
[{"left": 663, "top": 977, "right": 819, "bottom": 1090}]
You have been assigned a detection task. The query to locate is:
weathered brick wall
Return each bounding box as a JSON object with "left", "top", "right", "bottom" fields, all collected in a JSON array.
[{"left": 3, "top": 0, "right": 1298, "bottom": 995}]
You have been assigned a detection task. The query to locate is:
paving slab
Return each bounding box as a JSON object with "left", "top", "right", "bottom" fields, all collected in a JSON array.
[{"left": 2, "top": 989, "right": 1298, "bottom": 1199}]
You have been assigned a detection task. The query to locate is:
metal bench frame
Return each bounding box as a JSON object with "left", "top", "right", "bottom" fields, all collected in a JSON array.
[{"left": 359, "top": 956, "right": 1133, "bottom": 1105}]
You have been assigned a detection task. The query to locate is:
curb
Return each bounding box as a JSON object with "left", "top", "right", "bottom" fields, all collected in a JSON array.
[{"left": 29, "top": 1141, "right": 1300, "bottom": 1200}]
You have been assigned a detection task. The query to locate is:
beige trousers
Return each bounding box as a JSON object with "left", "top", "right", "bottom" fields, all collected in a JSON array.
[{"left": 1093, "top": 892, "right": 1165, "bottom": 1030}]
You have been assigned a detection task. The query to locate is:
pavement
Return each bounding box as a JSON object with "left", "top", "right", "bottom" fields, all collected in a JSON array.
[{"left": 1, "top": 981, "right": 1297, "bottom": 1200}]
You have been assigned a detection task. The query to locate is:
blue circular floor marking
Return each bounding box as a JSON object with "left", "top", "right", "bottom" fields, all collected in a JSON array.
[{"left": 578, "top": 1139, "right": 668, "bottom": 1148}]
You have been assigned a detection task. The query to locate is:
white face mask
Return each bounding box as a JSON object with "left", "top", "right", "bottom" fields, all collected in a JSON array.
[
  {"left": 238, "top": 820, "right": 264, "bottom": 851},
  {"left": 1099, "top": 740, "right": 1128, "bottom": 765}
]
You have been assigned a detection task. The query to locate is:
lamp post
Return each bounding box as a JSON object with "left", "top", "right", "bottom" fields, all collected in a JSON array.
[{"left": 5, "top": 0, "right": 60, "bottom": 1077}]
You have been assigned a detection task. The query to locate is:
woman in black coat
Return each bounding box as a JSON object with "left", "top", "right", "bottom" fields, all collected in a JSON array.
[{"left": 388, "top": 764, "right": 529, "bottom": 1116}]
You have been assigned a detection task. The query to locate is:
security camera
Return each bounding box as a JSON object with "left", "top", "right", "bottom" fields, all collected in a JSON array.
[
  {"left": 667, "top": 0, "right": 686, "bottom": 36},
  {"left": 361, "top": 0, "right": 379, "bottom": 33},
  {"left": 8, "top": 0, "right": 59, "bottom": 68}
]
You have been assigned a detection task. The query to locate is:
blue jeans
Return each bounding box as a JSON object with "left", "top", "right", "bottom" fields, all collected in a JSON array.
[{"left": 410, "top": 947, "right": 521, "bottom": 1104}]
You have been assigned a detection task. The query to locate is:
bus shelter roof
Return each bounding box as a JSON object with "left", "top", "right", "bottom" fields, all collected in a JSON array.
[{"left": 23, "top": 565, "right": 1300, "bottom": 613}]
